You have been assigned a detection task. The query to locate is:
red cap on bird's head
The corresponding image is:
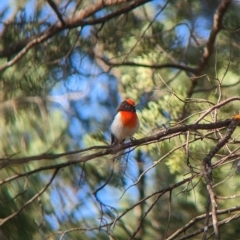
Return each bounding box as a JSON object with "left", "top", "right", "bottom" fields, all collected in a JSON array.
[{"left": 125, "top": 99, "right": 136, "bottom": 106}]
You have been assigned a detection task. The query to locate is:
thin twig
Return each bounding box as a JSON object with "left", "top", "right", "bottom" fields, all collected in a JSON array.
[
  {"left": 202, "top": 117, "right": 240, "bottom": 239},
  {"left": 47, "top": 0, "right": 66, "bottom": 26}
]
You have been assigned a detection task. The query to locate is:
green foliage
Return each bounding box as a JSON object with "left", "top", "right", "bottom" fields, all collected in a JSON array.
[{"left": 1, "top": 0, "right": 240, "bottom": 239}]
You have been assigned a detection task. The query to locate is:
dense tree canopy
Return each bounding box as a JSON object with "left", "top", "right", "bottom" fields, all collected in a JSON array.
[{"left": 1, "top": 0, "right": 240, "bottom": 239}]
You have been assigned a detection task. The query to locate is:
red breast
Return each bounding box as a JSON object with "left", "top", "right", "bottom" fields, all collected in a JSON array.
[{"left": 119, "top": 111, "right": 138, "bottom": 128}]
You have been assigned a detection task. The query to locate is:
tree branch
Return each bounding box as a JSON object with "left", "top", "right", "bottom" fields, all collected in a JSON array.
[
  {"left": 167, "top": 206, "right": 240, "bottom": 240},
  {"left": 0, "top": 0, "right": 151, "bottom": 72},
  {"left": 197, "top": 0, "right": 231, "bottom": 75},
  {"left": 181, "top": 0, "right": 231, "bottom": 120},
  {"left": 202, "top": 117, "right": 240, "bottom": 239},
  {"left": 0, "top": 118, "right": 232, "bottom": 172},
  {"left": 47, "top": 0, "right": 65, "bottom": 26},
  {"left": 195, "top": 96, "right": 240, "bottom": 123},
  {"left": 99, "top": 58, "right": 197, "bottom": 73}
]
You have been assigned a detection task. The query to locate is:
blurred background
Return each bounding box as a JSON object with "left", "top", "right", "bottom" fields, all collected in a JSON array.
[{"left": 1, "top": 0, "right": 240, "bottom": 239}]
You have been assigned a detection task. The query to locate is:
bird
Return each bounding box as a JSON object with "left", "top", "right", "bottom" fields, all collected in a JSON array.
[{"left": 110, "top": 99, "right": 140, "bottom": 145}]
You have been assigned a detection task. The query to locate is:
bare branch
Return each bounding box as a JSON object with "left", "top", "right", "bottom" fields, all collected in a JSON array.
[
  {"left": 167, "top": 206, "right": 240, "bottom": 240},
  {"left": 99, "top": 58, "right": 197, "bottom": 73},
  {"left": 0, "top": 118, "right": 233, "bottom": 172},
  {"left": 0, "top": 0, "right": 151, "bottom": 72},
  {"left": 47, "top": 0, "right": 65, "bottom": 26},
  {"left": 181, "top": 0, "right": 231, "bottom": 120},
  {"left": 195, "top": 96, "right": 240, "bottom": 123},
  {"left": 202, "top": 117, "right": 240, "bottom": 239},
  {"left": 197, "top": 0, "right": 231, "bottom": 75}
]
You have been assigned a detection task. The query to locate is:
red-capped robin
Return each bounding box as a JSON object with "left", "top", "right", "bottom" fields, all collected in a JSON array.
[{"left": 110, "top": 99, "right": 140, "bottom": 145}]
